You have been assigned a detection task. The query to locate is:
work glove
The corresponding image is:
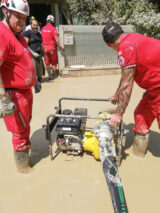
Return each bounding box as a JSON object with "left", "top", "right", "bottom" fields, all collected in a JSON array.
[
  {"left": 0, "top": 93, "right": 16, "bottom": 118},
  {"left": 34, "top": 80, "right": 41, "bottom": 93},
  {"left": 33, "top": 52, "right": 40, "bottom": 58}
]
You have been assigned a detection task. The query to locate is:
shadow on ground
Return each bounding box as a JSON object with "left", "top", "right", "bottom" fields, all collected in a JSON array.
[
  {"left": 125, "top": 123, "right": 160, "bottom": 157},
  {"left": 30, "top": 127, "right": 59, "bottom": 167},
  {"left": 29, "top": 123, "right": 160, "bottom": 167},
  {"left": 42, "top": 70, "right": 59, "bottom": 83}
]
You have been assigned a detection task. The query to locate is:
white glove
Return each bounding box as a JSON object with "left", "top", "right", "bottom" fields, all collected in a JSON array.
[
  {"left": 0, "top": 94, "right": 16, "bottom": 118},
  {"left": 33, "top": 53, "right": 40, "bottom": 58}
]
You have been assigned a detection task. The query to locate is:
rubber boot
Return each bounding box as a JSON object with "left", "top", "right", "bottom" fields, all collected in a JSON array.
[
  {"left": 132, "top": 132, "right": 149, "bottom": 158},
  {"left": 51, "top": 67, "right": 57, "bottom": 76},
  {"left": 14, "top": 149, "right": 31, "bottom": 174},
  {"left": 46, "top": 65, "right": 52, "bottom": 80}
]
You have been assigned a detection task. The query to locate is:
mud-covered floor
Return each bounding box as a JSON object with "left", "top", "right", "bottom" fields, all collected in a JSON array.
[{"left": 0, "top": 74, "right": 160, "bottom": 213}]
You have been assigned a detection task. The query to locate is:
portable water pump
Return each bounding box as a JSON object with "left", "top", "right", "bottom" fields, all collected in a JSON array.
[
  {"left": 43, "top": 97, "right": 129, "bottom": 213},
  {"left": 43, "top": 97, "right": 128, "bottom": 166}
]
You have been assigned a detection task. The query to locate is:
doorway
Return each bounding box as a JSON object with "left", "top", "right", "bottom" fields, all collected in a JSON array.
[{"left": 28, "top": 4, "right": 52, "bottom": 28}]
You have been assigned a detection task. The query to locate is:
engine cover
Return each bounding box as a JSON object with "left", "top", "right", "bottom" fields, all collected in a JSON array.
[
  {"left": 56, "top": 108, "right": 87, "bottom": 155},
  {"left": 56, "top": 117, "right": 81, "bottom": 135},
  {"left": 57, "top": 135, "right": 83, "bottom": 155}
]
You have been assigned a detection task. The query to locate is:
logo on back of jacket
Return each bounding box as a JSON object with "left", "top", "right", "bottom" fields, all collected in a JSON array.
[{"left": 43, "top": 30, "right": 51, "bottom": 33}]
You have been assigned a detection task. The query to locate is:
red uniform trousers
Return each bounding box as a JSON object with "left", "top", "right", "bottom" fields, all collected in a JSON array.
[
  {"left": 133, "top": 88, "right": 160, "bottom": 135},
  {"left": 43, "top": 45, "right": 57, "bottom": 68},
  {"left": 3, "top": 89, "right": 33, "bottom": 151}
]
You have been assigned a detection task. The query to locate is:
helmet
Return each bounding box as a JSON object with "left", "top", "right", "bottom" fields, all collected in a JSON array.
[
  {"left": 1, "top": 0, "right": 30, "bottom": 16},
  {"left": 46, "top": 15, "right": 54, "bottom": 22},
  {"left": 29, "top": 16, "right": 35, "bottom": 22}
]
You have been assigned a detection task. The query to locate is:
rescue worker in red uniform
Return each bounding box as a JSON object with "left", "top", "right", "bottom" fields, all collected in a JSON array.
[
  {"left": 41, "top": 15, "right": 64, "bottom": 80},
  {"left": 102, "top": 22, "right": 160, "bottom": 158},
  {"left": 0, "top": 0, "right": 40, "bottom": 173}
]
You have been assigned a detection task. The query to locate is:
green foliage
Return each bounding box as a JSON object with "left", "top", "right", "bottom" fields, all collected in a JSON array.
[
  {"left": 67, "top": 0, "right": 117, "bottom": 24},
  {"left": 67, "top": 0, "right": 160, "bottom": 39},
  {"left": 115, "top": 0, "right": 160, "bottom": 39}
]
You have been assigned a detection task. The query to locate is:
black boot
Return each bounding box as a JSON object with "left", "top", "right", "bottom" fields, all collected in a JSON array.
[{"left": 46, "top": 66, "right": 52, "bottom": 80}]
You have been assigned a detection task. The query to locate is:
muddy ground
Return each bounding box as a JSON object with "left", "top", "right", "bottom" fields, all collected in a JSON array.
[{"left": 0, "top": 73, "right": 160, "bottom": 213}]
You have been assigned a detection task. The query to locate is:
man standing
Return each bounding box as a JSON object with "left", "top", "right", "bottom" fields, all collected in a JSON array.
[
  {"left": 23, "top": 19, "right": 44, "bottom": 84},
  {"left": 102, "top": 22, "right": 160, "bottom": 158},
  {"left": 41, "top": 15, "right": 64, "bottom": 80},
  {"left": 0, "top": 0, "right": 38, "bottom": 173},
  {"left": 24, "top": 16, "right": 41, "bottom": 33}
]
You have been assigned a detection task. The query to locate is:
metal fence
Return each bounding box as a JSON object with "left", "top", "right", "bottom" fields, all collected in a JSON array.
[{"left": 58, "top": 25, "right": 135, "bottom": 74}]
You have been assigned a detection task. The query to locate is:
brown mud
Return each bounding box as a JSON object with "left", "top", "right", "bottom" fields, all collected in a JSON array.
[{"left": 0, "top": 74, "right": 159, "bottom": 213}]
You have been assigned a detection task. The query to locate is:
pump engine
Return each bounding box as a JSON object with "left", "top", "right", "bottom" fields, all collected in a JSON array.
[{"left": 56, "top": 108, "right": 87, "bottom": 155}]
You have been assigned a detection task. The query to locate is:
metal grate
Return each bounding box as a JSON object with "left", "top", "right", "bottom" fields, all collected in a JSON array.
[{"left": 59, "top": 25, "right": 135, "bottom": 70}]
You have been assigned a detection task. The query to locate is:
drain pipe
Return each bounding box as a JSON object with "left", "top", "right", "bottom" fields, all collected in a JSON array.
[{"left": 94, "top": 121, "right": 128, "bottom": 213}]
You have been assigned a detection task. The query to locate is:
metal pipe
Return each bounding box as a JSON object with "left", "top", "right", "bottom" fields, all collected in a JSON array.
[
  {"left": 58, "top": 97, "right": 110, "bottom": 109},
  {"left": 51, "top": 113, "right": 110, "bottom": 121}
]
